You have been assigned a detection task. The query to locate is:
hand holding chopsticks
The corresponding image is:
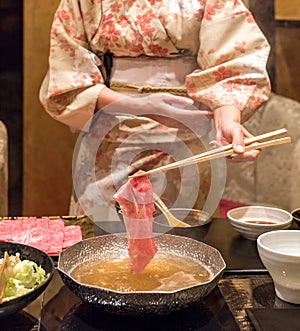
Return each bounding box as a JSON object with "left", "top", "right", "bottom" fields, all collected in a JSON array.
[{"left": 129, "top": 128, "right": 291, "bottom": 178}]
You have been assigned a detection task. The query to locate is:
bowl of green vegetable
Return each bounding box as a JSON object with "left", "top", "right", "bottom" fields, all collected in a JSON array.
[{"left": 0, "top": 242, "right": 54, "bottom": 318}]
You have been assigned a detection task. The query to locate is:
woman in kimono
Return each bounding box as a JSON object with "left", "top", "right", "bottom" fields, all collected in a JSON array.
[{"left": 40, "top": 0, "right": 270, "bottom": 221}]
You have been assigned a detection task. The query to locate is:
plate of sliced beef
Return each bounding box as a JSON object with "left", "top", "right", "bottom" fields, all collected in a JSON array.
[{"left": 0, "top": 217, "right": 82, "bottom": 256}]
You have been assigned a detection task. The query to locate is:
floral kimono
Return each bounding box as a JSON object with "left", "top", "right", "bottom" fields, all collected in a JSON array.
[{"left": 40, "top": 0, "right": 270, "bottom": 220}]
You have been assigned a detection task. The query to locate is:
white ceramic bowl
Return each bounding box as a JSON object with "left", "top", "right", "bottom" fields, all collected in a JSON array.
[
  {"left": 227, "top": 206, "right": 292, "bottom": 240},
  {"left": 257, "top": 230, "right": 300, "bottom": 304}
]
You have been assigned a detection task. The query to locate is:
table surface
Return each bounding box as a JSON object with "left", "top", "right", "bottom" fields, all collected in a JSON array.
[{"left": 1, "top": 218, "right": 299, "bottom": 331}]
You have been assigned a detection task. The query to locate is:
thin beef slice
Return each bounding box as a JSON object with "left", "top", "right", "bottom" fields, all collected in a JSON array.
[{"left": 114, "top": 173, "right": 158, "bottom": 274}]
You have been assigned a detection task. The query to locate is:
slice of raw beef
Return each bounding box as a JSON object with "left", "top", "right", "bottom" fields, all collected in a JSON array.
[
  {"left": 114, "top": 172, "right": 158, "bottom": 274},
  {"left": 63, "top": 225, "right": 83, "bottom": 249}
]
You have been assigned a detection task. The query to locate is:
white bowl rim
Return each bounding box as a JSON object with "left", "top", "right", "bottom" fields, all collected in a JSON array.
[
  {"left": 257, "top": 230, "right": 300, "bottom": 257},
  {"left": 227, "top": 205, "right": 292, "bottom": 227}
]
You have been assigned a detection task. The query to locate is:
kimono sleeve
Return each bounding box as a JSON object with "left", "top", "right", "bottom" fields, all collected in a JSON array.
[
  {"left": 186, "top": 0, "right": 271, "bottom": 122},
  {"left": 39, "top": 0, "right": 105, "bottom": 131}
]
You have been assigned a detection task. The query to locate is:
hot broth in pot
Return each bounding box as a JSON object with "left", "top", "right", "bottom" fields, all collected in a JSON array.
[{"left": 71, "top": 256, "right": 212, "bottom": 292}]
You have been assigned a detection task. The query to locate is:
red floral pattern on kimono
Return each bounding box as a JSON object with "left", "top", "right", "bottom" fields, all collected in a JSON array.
[{"left": 40, "top": 0, "right": 270, "bottom": 129}]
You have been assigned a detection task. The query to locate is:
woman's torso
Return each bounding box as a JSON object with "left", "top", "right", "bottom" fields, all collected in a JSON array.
[{"left": 88, "top": 0, "right": 203, "bottom": 58}]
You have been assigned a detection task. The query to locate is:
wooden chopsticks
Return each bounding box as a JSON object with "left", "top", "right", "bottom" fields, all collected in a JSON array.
[{"left": 129, "top": 128, "right": 291, "bottom": 178}]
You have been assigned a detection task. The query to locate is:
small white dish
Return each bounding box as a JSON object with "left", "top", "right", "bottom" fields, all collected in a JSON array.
[
  {"left": 257, "top": 230, "right": 300, "bottom": 304},
  {"left": 227, "top": 205, "right": 292, "bottom": 240}
]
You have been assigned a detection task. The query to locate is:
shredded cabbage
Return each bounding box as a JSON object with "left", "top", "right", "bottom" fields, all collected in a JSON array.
[{"left": 2, "top": 257, "right": 48, "bottom": 303}]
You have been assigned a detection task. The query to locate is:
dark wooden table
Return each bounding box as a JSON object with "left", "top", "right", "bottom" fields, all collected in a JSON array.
[{"left": 1, "top": 218, "right": 299, "bottom": 330}]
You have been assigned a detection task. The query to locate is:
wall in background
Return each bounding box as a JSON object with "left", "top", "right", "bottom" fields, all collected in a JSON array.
[
  {"left": 23, "top": 0, "right": 77, "bottom": 216},
  {"left": 0, "top": 1, "right": 22, "bottom": 215},
  {"left": 275, "top": 0, "right": 300, "bottom": 20},
  {"left": 274, "top": 0, "right": 300, "bottom": 102}
]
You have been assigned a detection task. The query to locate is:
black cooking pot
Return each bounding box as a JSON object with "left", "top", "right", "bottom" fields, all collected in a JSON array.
[{"left": 57, "top": 234, "right": 225, "bottom": 316}]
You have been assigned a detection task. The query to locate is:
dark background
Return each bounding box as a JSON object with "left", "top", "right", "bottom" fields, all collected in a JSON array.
[{"left": 0, "top": 1, "right": 23, "bottom": 215}]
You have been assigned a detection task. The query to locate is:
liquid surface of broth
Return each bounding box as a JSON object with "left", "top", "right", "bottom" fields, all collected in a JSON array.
[
  {"left": 71, "top": 256, "right": 212, "bottom": 292},
  {"left": 245, "top": 219, "right": 276, "bottom": 225}
]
